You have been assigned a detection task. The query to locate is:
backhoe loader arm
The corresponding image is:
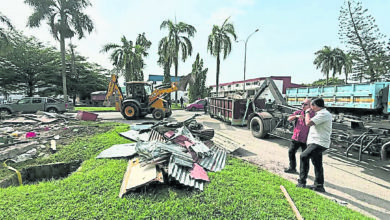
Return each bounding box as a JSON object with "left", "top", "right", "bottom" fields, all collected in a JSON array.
[
  {"left": 149, "top": 82, "right": 178, "bottom": 103},
  {"left": 105, "top": 74, "right": 124, "bottom": 102}
]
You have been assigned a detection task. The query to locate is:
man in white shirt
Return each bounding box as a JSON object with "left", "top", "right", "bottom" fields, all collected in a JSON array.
[{"left": 296, "top": 98, "right": 332, "bottom": 193}]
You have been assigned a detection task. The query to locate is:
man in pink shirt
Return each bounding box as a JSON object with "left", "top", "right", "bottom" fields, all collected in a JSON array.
[{"left": 284, "top": 98, "right": 314, "bottom": 173}]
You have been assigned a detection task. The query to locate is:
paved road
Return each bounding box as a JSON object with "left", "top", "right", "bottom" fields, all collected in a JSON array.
[{"left": 97, "top": 110, "right": 390, "bottom": 219}]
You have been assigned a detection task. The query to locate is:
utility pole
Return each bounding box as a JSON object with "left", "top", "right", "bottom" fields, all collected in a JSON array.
[{"left": 240, "top": 28, "right": 259, "bottom": 92}]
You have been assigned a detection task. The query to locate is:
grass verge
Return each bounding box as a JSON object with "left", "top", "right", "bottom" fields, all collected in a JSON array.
[{"left": 0, "top": 123, "right": 371, "bottom": 219}]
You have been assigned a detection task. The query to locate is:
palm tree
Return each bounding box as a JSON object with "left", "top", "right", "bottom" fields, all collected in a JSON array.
[
  {"left": 158, "top": 36, "right": 174, "bottom": 84},
  {"left": 337, "top": 51, "right": 354, "bottom": 84},
  {"left": 207, "top": 17, "right": 236, "bottom": 96},
  {"left": 160, "top": 19, "right": 196, "bottom": 102},
  {"left": 25, "top": 0, "right": 94, "bottom": 103},
  {"left": 0, "top": 12, "right": 14, "bottom": 41},
  {"left": 101, "top": 34, "right": 151, "bottom": 82},
  {"left": 134, "top": 33, "right": 151, "bottom": 81},
  {"left": 313, "top": 46, "right": 335, "bottom": 85},
  {"left": 101, "top": 36, "right": 135, "bottom": 82}
]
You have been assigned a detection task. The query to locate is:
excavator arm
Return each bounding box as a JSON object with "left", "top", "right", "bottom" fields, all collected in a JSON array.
[
  {"left": 148, "top": 82, "right": 178, "bottom": 105},
  {"left": 105, "top": 74, "right": 124, "bottom": 111}
]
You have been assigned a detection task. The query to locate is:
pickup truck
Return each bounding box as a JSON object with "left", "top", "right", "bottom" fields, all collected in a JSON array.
[{"left": 0, "top": 97, "right": 67, "bottom": 115}]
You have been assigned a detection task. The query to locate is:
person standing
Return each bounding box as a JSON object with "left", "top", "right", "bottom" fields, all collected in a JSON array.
[
  {"left": 180, "top": 97, "right": 184, "bottom": 109},
  {"left": 297, "top": 98, "right": 332, "bottom": 192},
  {"left": 284, "top": 98, "right": 314, "bottom": 174},
  {"left": 203, "top": 98, "right": 208, "bottom": 114}
]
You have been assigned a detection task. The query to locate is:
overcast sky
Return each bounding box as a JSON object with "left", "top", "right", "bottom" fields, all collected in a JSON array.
[{"left": 1, "top": 0, "right": 390, "bottom": 86}]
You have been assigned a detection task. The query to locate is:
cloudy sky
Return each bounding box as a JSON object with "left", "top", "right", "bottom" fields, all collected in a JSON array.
[{"left": 1, "top": 0, "right": 390, "bottom": 86}]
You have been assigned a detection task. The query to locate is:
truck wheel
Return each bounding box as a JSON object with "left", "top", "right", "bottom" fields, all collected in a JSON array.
[
  {"left": 250, "top": 116, "right": 267, "bottom": 138},
  {"left": 152, "top": 109, "right": 165, "bottom": 120},
  {"left": 122, "top": 104, "right": 138, "bottom": 120},
  {"left": 0, "top": 108, "right": 11, "bottom": 116},
  {"left": 191, "top": 107, "right": 196, "bottom": 111},
  {"left": 47, "top": 108, "right": 58, "bottom": 113},
  {"left": 165, "top": 111, "right": 172, "bottom": 118}
]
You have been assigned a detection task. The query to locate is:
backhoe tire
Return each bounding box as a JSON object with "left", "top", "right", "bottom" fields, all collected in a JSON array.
[
  {"left": 152, "top": 109, "right": 165, "bottom": 120},
  {"left": 250, "top": 116, "right": 267, "bottom": 138},
  {"left": 165, "top": 111, "right": 172, "bottom": 118},
  {"left": 122, "top": 104, "right": 138, "bottom": 120}
]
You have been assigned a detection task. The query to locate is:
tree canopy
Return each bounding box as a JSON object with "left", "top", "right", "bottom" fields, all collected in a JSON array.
[
  {"left": 338, "top": 0, "right": 389, "bottom": 82},
  {"left": 25, "top": 0, "right": 94, "bottom": 101}
]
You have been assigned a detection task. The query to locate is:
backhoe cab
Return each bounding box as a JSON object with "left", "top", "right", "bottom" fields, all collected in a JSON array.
[
  {"left": 121, "top": 81, "right": 176, "bottom": 120},
  {"left": 104, "top": 74, "right": 177, "bottom": 120}
]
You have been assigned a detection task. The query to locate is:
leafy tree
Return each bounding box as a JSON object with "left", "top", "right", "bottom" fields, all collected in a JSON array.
[
  {"left": 2, "top": 34, "right": 61, "bottom": 97},
  {"left": 0, "top": 57, "right": 20, "bottom": 98},
  {"left": 160, "top": 19, "right": 196, "bottom": 102},
  {"left": 339, "top": 0, "right": 387, "bottom": 82},
  {"left": 25, "top": 0, "right": 94, "bottom": 102},
  {"left": 313, "top": 46, "right": 336, "bottom": 85},
  {"left": 207, "top": 17, "right": 236, "bottom": 96},
  {"left": 101, "top": 34, "right": 151, "bottom": 82},
  {"left": 188, "top": 53, "right": 208, "bottom": 103},
  {"left": 157, "top": 36, "right": 173, "bottom": 84},
  {"left": 309, "top": 77, "right": 345, "bottom": 87},
  {"left": 339, "top": 52, "right": 354, "bottom": 84},
  {"left": 0, "top": 11, "right": 14, "bottom": 42},
  {"left": 134, "top": 33, "right": 152, "bottom": 81}
]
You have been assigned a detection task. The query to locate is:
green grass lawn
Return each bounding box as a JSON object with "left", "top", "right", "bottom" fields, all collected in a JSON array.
[
  {"left": 74, "top": 107, "right": 117, "bottom": 112},
  {"left": 0, "top": 123, "right": 371, "bottom": 219}
]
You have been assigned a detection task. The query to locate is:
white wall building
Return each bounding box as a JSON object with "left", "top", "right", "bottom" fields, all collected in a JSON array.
[{"left": 209, "top": 76, "right": 303, "bottom": 100}]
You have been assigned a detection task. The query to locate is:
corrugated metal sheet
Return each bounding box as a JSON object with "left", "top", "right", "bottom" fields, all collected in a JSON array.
[
  {"left": 169, "top": 163, "right": 204, "bottom": 191},
  {"left": 148, "top": 129, "right": 166, "bottom": 142},
  {"left": 198, "top": 146, "right": 227, "bottom": 172}
]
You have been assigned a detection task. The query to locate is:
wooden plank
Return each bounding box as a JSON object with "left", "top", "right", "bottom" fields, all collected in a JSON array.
[{"left": 280, "top": 185, "right": 304, "bottom": 220}]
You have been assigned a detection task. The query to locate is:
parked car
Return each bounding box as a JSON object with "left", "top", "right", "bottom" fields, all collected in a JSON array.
[
  {"left": 186, "top": 99, "right": 206, "bottom": 111},
  {"left": 0, "top": 97, "right": 67, "bottom": 115}
]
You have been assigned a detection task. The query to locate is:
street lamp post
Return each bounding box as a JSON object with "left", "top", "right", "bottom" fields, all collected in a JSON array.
[{"left": 242, "top": 28, "right": 259, "bottom": 92}]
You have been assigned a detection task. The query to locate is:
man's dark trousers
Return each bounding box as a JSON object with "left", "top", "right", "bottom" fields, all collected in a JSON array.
[
  {"left": 298, "top": 143, "right": 327, "bottom": 185},
  {"left": 288, "top": 140, "right": 307, "bottom": 170}
]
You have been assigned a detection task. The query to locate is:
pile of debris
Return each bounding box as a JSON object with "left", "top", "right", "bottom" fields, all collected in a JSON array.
[
  {"left": 0, "top": 111, "right": 90, "bottom": 164},
  {"left": 96, "top": 114, "right": 228, "bottom": 197}
]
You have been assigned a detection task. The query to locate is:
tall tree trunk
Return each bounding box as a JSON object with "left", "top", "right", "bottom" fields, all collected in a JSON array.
[
  {"left": 70, "top": 45, "right": 76, "bottom": 105},
  {"left": 174, "top": 57, "right": 178, "bottom": 104},
  {"left": 326, "top": 70, "right": 329, "bottom": 85},
  {"left": 216, "top": 53, "right": 220, "bottom": 96},
  {"left": 163, "top": 60, "right": 171, "bottom": 84},
  {"left": 60, "top": 34, "right": 67, "bottom": 103}
]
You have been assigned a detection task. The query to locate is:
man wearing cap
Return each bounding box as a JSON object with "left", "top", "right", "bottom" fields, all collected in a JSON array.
[
  {"left": 297, "top": 98, "right": 332, "bottom": 192},
  {"left": 284, "top": 98, "right": 314, "bottom": 174}
]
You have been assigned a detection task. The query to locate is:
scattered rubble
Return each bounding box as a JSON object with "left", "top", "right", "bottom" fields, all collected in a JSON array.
[{"left": 0, "top": 111, "right": 96, "bottom": 166}]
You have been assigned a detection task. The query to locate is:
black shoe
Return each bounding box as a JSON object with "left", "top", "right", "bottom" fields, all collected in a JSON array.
[
  {"left": 284, "top": 168, "right": 297, "bottom": 174},
  {"left": 296, "top": 182, "right": 306, "bottom": 188},
  {"left": 307, "top": 185, "right": 326, "bottom": 192}
]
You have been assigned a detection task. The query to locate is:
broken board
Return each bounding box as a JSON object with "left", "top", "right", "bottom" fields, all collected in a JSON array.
[{"left": 119, "top": 158, "right": 163, "bottom": 198}]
